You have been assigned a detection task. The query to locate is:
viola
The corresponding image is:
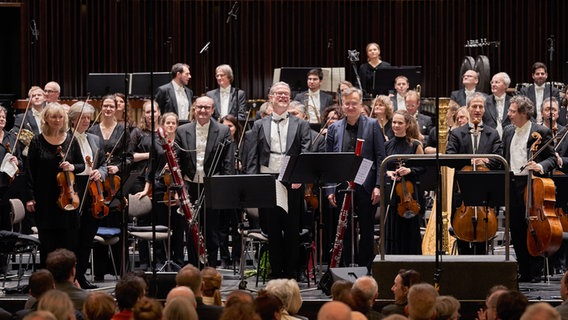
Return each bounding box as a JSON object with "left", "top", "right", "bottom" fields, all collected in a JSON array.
[
  {"left": 525, "top": 132, "right": 563, "bottom": 257},
  {"left": 304, "top": 184, "right": 318, "bottom": 210},
  {"left": 452, "top": 164, "right": 498, "bottom": 242},
  {"left": 85, "top": 156, "right": 109, "bottom": 219},
  {"left": 103, "top": 152, "right": 123, "bottom": 208},
  {"left": 161, "top": 166, "right": 178, "bottom": 206},
  {"left": 394, "top": 159, "right": 421, "bottom": 219},
  {"left": 56, "top": 146, "right": 80, "bottom": 211}
]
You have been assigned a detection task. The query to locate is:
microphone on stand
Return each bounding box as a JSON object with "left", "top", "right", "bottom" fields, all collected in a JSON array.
[
  {"left": 199, "top": 41, "right": 211, "bottom": 54},
  {"left": 547, "top": 36, "right": 554, "bottom": 62},
  {"left": 226, "top": 1, "right": 239, "bottom": 24},
  {"left": 30, "top": 20, "right": 39, "bottom": 41}
]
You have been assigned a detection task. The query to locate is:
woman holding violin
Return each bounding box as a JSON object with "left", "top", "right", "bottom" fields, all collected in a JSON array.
[
  {"left": 503, "top": 95, "right": 558, "bottom": 282},
  {"left": 67, "top": 102, "right": 108, "bottom": 289},
  {"left": 24, "top": 103, "right": 85, "bottom": 267},
  {"left": 88, "top": 94, "right": 132, "bottom": 277},
  {"left": 384, "top": 110, "right": 425, "bottom": 254}
]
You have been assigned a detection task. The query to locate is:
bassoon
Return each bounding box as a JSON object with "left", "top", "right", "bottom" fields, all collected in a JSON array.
[
  {"left": 157, "top": 127, "right": 208, "bottom": 265},
  {"left": 330, "top": 138, "right": 364, "bottom": 268}
]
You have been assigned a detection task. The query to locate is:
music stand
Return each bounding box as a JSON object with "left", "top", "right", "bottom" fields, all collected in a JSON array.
[
  {"left": 129, "top": 72, "right": 170, "bottom": 97},
  {"left": 205, "top": 174, "right": 276, "bottom": 290},
  {"left": 280, "top": 152, "right": 363, "bottom": 281},
  {"left": 87, "top": 73, "right": 128, "bottom": 97}
]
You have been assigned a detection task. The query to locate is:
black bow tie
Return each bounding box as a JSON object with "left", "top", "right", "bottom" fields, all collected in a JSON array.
[{"left": 469, "top": 125, "right": 484, "bottom": 133}]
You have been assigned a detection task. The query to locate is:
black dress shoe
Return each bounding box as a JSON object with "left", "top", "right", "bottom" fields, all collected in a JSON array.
[{"left": 77, "top": 277, "right": 99, "bottom": 289}]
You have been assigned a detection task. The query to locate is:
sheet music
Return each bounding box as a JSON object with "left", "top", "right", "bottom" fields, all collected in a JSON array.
[
  {"left": 0, "top": 153, "right": 18, "bottom": 178},
  {"left": 277, "top": 155, "right": 291, "bottom": 181},
  {"left": 354, "top": 158, "right": 372, "bottom": 185},
  {"left": 275, "top": 180, "right": 288, "bottom": 213}
]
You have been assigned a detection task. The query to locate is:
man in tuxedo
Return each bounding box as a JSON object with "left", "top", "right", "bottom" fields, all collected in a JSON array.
[
  {"left": 483, "top": 72, "right": 512, "bottom": 137},
  {"left": 405, "top": 90, "right": 432, "bottom": 144},
  {"left": 246, "top": 81, "right": 312, "bottom": 279},
  {"left": 206, "top": 64, "right": 247, "bottom": 122},
  {"left": 520, "top": 62, "right": 561, "bottom": 125},
  {"left": 451, "top": 70, "right": 480, "bottom": 107},
  {"left": 44, "top": 81, "right": 61, "bottom": 104},
  {"left": 502, "top": 95, "right": 557, "bottom": 282},
  {"left": 445, "top": 92, "right": 503, "bottom": 254},
  {"left": 391, "top": 75, "right": 409, "bottom": 111},
  {"left": 293, "top": 68, "right": 334, "bottom": 124},
  {"left": 13, "top": 86, "right": 45, "bottom": 136},
  {"left": 155, "top": 63, "right": 194, "bottom": 123},
  {"left": 326, "top": 87, "right": 386, "bottom": 270},
  {"left": 175, "top": 96, "right": 233, "bottom": 266}
]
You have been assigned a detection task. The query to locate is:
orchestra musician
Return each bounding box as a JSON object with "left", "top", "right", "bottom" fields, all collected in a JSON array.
[
  {"left": 326, "top": 87, "right": 386, "bottom": 270},
  {"left": 445, "top": 92, "right": 503, "bottom": 254},
  {"left": 44, "top": 81, "right": 61, "bottom": 104},
  {"left": 541, "top": 97, "right": 564, "bottom": 133},
  {"left": 358, "top": 42, "right": 391, "bottom": 98},
  {"left": 87, "top": 94, "right": 132, "bottom": 276},
  {"left": 502, "top": 95, "right": 557, "bottom": 282},
  {"left": 371, "top": 95, "right": 395, "bottom": 141},
  {"left": 245, "top": 81, "right": 312, "bottom": 279},
  {"left": 391, "top": 76, "right": 410, "bottom": 111},
  {"left": 67, "top": 102, "right": 108, "bottom": 289},
  {"left": 206, "top": 64, "right": 247, "bottom": 122},
  {"left": 384, "top": 110, "right": 425, "bottom": 254},
  {"left": 155, "top": 63, "right": 194, "bottom": 124},
  {"left": 293, "top": 68, "right": 334, "bottom": 124},
  {"left": 483, "top": 72, "right": 512, "bottom": 137},
  {"left": 519, "top": 62, "right": 562, "bottom": 125},
  {"left": 405, "top": 90, "right": 432, "bottom": 144},
  {"left": 24, "top": 103, "right": 85, "bottom": 267},
  {"left": 174, "top": 96, "right": 234, "bottom": 267},
  {"left": 450, "top": 70, "right": 482, "bottom": 108},
  {"left": 0, "top": 106, "right": 17, "bottom": 275}
]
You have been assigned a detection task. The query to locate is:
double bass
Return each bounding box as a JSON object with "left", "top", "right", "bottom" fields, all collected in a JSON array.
[{"left": 525, "top": 132, "right": 562, "bottom": 257}]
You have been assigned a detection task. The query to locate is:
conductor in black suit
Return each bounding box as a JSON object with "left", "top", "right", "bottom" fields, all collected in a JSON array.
[
  {"left": 206, "top": 64, "right": 247, "bottom": 122},
  {"left": 246, "top": 81, "right": 312, "bottom": 279},
  {"left": 483, "top": 72, "right": 512, "bottom": 137},
  {"left": 502, "top": 95, "right": 557, "bottom": 282},
  {"left": 445, "top": 92, "right": 503, "bottom": 254},
  {"left": 519, "top": 62, "right": 561, "bottom": 125},
  {"left": 175, "top": 96, "right": 234, "bottom": 266},
  {"left": 155, "top": 63, "right": 194, "bottom": 123},
  {"left": 293, "top": 68, "right": 334, "bottom": 124}
]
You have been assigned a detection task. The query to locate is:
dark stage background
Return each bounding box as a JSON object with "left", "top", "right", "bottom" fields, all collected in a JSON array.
[{"left": 0, "top": 0, "right": 565, "bottom": 101}]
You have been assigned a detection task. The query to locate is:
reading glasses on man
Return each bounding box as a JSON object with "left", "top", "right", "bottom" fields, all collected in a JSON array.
[
  {"left": 273, "top": 92, "right": 290, "bottom": 97},
  {"left": 195, "top": 105, "right": 212, "bottom": 110}
]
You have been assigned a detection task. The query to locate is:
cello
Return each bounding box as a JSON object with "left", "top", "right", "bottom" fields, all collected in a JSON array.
[
  {"left": 525, "top": 132, "right": 563, "bottom": 257},
  {"left": 452, "top": 120, "right": 498, "bottom": 244}
]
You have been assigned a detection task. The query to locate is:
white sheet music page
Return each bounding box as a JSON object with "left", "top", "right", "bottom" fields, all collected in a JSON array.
[
  {"left": 354, "top": 158, "right": 372, "bottom": 185},
  {"left": 275, "top": 180, "right": 288, "bottom": 213},
  {"left": 0, "top": 153, "right": 18, "bottom": 178},
  {"left": 277, "top": 155, "right": 290, "bottom": 181}
]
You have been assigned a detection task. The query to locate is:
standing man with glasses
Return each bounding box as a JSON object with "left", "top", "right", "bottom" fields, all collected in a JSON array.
[
  {"left": 246, "top": 81, "right": 312, "bottom": 280},
  {"left": 44, "top": 81, "right": 61, "bottom": 104},
  {"left": 175, "top": 96, "right": 234, "bottom": 266},
  {"left": 156, "top": 63, "right": 194, "bottom": 124}
]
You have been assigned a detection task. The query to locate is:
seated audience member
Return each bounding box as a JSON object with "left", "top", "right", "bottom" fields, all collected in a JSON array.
[
  {"left": 163, "top": 296, "right": 198, "bottom": 320},
  {"left": 16, "top": 269, "right": 56, "bottom": 319},
  {"left": 265, "top": 279, "right": 305, "bottom": 320},
  {"left": 351, "top": 276, "right": 382, "bottom": 320},
  {"left": 176, "top": 264, "right": 223, "bottom": 320},
  {"left": 331, "top": 280, "right": 354, "bottom": 307},
  {"left": 556, "top": 270, "right": 568, "bottom": 319},
  {"left": 220, "top": 302, "right": 260, "bottom": 320},
  {"left": 23, "top": 311, "right": 58, "bottom": 320},
  {"left": 255, "top": 289, "right": 284, "bottom": 320},
  {"left": 383, "top": 315, "right": 408, "bottom": 320},
  {"left": 166, "top": 286, "right": 196, "bottom": 308},
  {"left": 112, "top": 274, "right": 147, "bottom": 320},
  {"left": 382, "top": 269, "right": 422, "bottom": 317},
  {"left": 202, "top": 267, "right": 223, "bottom": 306},
  {"left": 496, "top": 291, "right": 528, "bottom": 320},
  {"left": 224, "top": 290, "right": 254, "bottom": 307},
  {"left": 477, "top": 286, "right": 508, "bottom": 320},
  {"left": 37, "top": 290, "right": 77, "bottom": 320},
  {"left": 132, "top": 297, "right": 162, "bottom": 320},
  {"left": 407, "top": 283, "right": 438, "bottom": 320},
  {"left": 435, "top": 296, "right": 460, "bottom": 320},
  {"left": 45, "top": 249, "right": 88, "bottom": 312},
  {"left": 521, "top": 302, "right": 561, "bottom": 320},
  {"left": 83, "top": 292, "right": 117, "bottom": 320},
  {"left": 317, "top": 301, "right": 352, "bottom": 320}
]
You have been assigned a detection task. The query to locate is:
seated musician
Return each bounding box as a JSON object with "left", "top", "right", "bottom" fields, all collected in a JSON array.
[
  {"left": 446, "top": 92, "right": 503, "bottom": 255},
  {"left": 404, "top": 90, "right": 432, "bottom": 145}
]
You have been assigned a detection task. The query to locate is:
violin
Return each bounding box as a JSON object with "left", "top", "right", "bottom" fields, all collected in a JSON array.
[
  {"left": 161, "top": 166, "right": 179, "bottom": 206},
  {"left": 103, "top": 152, "right": 123, "bottom": 208},
  {"left": 525, "top": 132, "right": 563, "bottom": 257},
  {"left": 56, "top": 146, "right": 80, "bottom": 211},
  {"left": 394, "top": 159, "right": 421, "bottom": 219},
  {"left": 85, "top": 156, "right": 109, "bottom": 219},
  {"left": 304, "top": 184, "right": 318, "bottom": 210}
]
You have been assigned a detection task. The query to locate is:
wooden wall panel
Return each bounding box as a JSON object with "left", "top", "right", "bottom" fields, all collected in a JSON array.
[{"left": 2, "top": 0, "right": 566, "bottom": 101}]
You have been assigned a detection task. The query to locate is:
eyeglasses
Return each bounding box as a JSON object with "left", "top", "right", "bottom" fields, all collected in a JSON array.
[
  {"left": 272, "top": 91, "right": 290, "bottom": 97},
  {"left": 45, "top": 90, "right": 58, "bottom": 94},
  {"left": 195, "top": 105, "right": 212, "bottom": 110}
]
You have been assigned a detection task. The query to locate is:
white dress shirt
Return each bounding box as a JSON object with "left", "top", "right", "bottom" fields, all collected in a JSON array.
[
  {"left": 193, "top": 121, "right": 210, "bottom": 183},
  {"left": 220, "top": 86, "right": 231, "bottom": 118},
  {"left": 173, "top": 81, "right": 190, "bottom": 121},
  {"left": 74, "top": 132, "right": 93, "bottom": 176},
  {"left": 262, "top": 112, "right": 289, "bottom": 173},
  {"left": 510, "top": 121, "right": 531, "bottom": 175}
]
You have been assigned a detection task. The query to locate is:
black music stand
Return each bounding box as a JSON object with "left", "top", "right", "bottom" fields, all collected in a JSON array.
[
  {"left": 205, "top": 174, "right": 276, "bottom": 290},
  {"left": 280, "top": 152, "right": 364, "bottom": 282},
  {"left": 87, "top": 73, "right": 128, "bottom": 97}
]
